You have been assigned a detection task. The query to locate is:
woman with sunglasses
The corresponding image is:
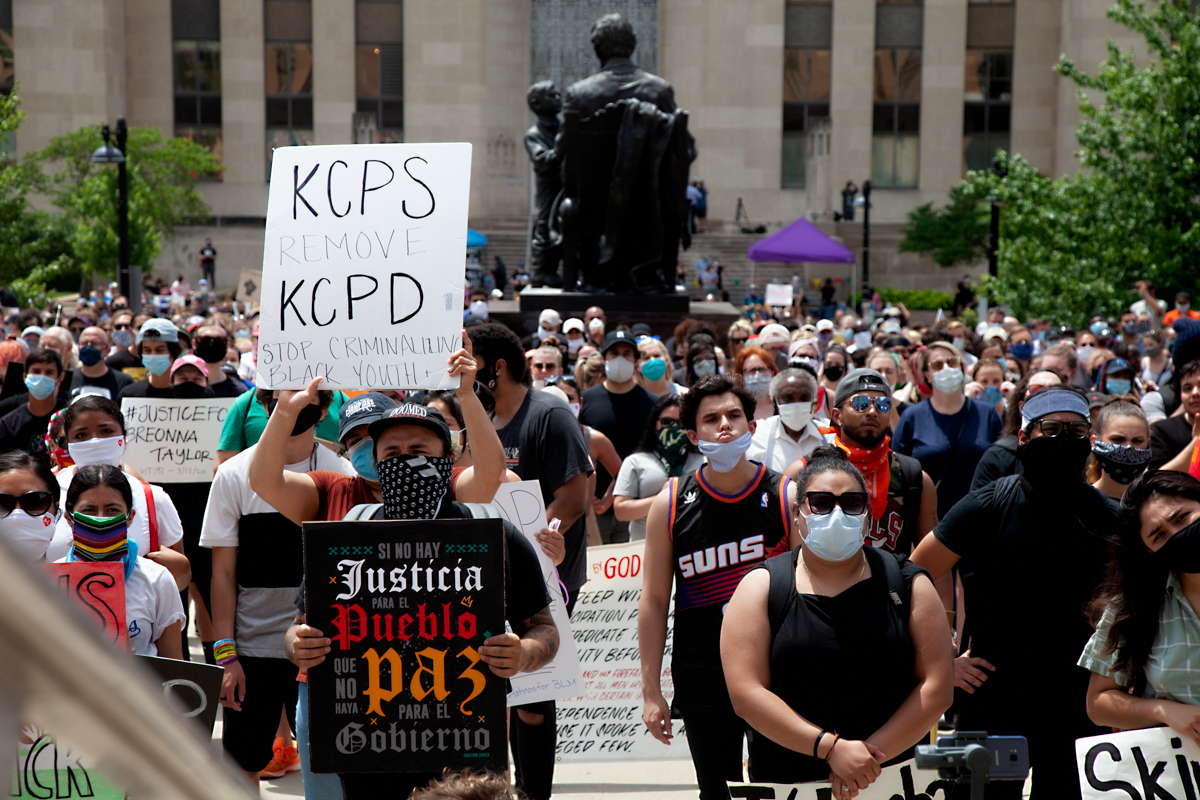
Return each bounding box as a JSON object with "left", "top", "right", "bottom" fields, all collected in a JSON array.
[
  {"left": 0, "top": 451, "right": 63, "bottom": 562},
  {"left": 1080, "top": 470, "right": 1200, "bottom": 742},
  {"left": 59, "top": 464, "right": 185, "bottom": 658},
  {"left": 969, "top": 368, "right": 1064, "bottom": 491},
  {"left": 722, "top": 446, "right": 953, "bottom": 799},
  {"left": 892, "top": 342, "right": 1003, "bottom": 520},
  {"left": 613, "top": 394, "right": 704, "bottom": 541}
]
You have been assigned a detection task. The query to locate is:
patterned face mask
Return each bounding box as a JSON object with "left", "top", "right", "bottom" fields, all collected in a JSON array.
[{"left": 376, "top": 453, "right": 455, "bottom": 520}]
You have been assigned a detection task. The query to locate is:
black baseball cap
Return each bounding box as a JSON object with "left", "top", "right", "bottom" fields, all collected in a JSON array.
[
  {"left": 601, "top": 329, "right": 637, "bottom": 355},
  {"left": 631, "top": 323, "right": 653, "bottom": 337},
  {"left": 367, "top": 403, "right": 452, "bottom": 453},
  {"left": 338, "top": 392, "right": 398, "bottom": 442}
]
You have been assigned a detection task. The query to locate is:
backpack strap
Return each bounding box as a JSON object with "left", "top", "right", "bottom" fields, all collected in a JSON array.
[
  {"left": 343, "top": 503, "right": 384, "bottom": 521},
  {"left": 895, "top": 453, "right": 924, "bottom": 546},
  {"left": 142, "top": 482, "right": 158, "bottom": 553},
  {"left": 764, "top": 549, "right": 800, "bottom": 639},
  {"left": 863, "top": 545, "right": 909, "bottom": 614}
]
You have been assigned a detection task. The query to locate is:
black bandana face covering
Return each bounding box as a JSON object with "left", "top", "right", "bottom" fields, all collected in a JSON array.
[
  {"left": 1155, "top": 517, "right": 1200, "bottom": 572},
  {"left": 377, "top": 454, "right": 455, "bottom": 520},
  {"left": 1091, "top": 441, "right": 1152, "bottom": 485}
]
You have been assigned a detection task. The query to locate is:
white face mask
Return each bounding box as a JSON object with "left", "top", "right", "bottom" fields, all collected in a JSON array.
[
  {"left": 778, "top": 401, "right": 814, "bottom": 431},
  {"left": 802, "top": 506, "right": 866, "bottom": 562},
  {"left": 2, "top": 508, "right": 61, "bottom": 562},
  {"left": 952, "top": 337, "right": 966, "bottom": 352},
  {"left": 605, "top": 356, "right": 636, "bottom": 383},
  {"left": 567, "top": 337, "right": 584, "bottom": 354},
  {"left": 67, "top": 434, "right": 125, "bottom": 468},
  {"left": 697, "top": 430, "right": 753, "bottom": 473},
  {"left": 853, "top": 332, "right": 871, "bottom": 350},
  {"left": 568, "top": 402, "right": 580, "bottom": 419},
  {"left": 531, "top": 379, "right": 546, "bottom": 391},
  {"left": 932, "top": 366, "right": 964, "bottom": 394}
]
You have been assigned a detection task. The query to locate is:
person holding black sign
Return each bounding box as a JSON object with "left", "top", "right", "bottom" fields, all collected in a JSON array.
[{"left": 282, "top": 381, "right": 558, "bottom": 800}]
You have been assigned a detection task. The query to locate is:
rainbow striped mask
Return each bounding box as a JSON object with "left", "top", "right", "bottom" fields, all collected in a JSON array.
[{"left": 70, "top": 512, "right": 130, "bottom": 562}]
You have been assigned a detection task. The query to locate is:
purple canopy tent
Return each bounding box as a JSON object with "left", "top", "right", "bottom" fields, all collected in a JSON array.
[{"left": 746, "top": 217, "right": 855, "bottom": 263}]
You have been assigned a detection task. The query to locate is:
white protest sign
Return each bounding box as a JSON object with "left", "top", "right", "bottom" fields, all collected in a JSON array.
[
  {"left": 120, "top": 398, "right": 237, "bottom": 482},
  {"left": 765, "top": 283, "right": 794, "bottom": 307},
  {"left": 258, "top": 142, "right": 472, "bottom": 390},
  {"left": 1076, "top": 726, "right": 1200, "bottom": 800},
  {"left": 490, "top": 481, "right": 584, "bottom": 706},
  {"left": 730, "top": 760, "right": 947, "bottom": 800},
  {"left": 555, "top": 541, "right": 689, "bottom": 762}
]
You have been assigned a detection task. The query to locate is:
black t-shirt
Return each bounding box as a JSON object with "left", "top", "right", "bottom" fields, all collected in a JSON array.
[
  {"left": 208, "top": 375, "right": 249, "bottom": 397},
  {"left": 1150, "top": 414, "right": 1192, "bottom": 471},
  {"left": 118, "top": 379, "right": 175, "bottom": 399},
  {"left": 934, "top": 476, "right": 1113, "bottom": 742},
  {"left": 0, "top": 400, "right": 67, "bottom": 461},
  {"left": 69, "top": 367, "right": 132, "bottom": 401},
  {"left": 969, "top": 434, "right": 1021, "bottom": 491},
  {"left": 106, "top": 349, "right": 141, "bottom": 371},
  {"left": 200, "top": 245, "right": 217, "bottom": 266},
  {"left": 497, "top": 388, "right": 593, "bottom": 594},
  {"left": 579, "top": 383, "right": 656, "bottom": 460}
]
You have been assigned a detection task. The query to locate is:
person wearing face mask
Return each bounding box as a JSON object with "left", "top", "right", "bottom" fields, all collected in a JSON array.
[
  {"left": 636, "top": 337, "right": 688, "bottom": 397},
  {"left": 1081, "top": 470, "right": 1200, "bottom": 741},
  {"left": 0, "top": 451, "right": 65, "bottom": 562},
  {"left": 722, "top": 446, "right": 952, "bottom": 797},
  {"left": 529, "top": 343, "right": 563, "bottom": 390},
  {"left": 282, "top": 396, "right": 559, "bottom": 800},
  {"left": 584, "top": 305, "right": 607, "bottom": 347},
  {"left": 820, "top": 344, "right": 849, "bottom": 399},
  {"left": 521, "top": 308, "right": 564, "bottom": 352},
  {"left": 0, "top": 349, "right": 67, "bottom": 461},
  {"left": 579, "top": 330, "right": 656, "bottom": 460},
  {"left": 969, "top": 369, "right": 1065, "bottom": 491},
  {"left": 69, "top": 326, "right": 132, "bottom": 400},
  {"left": 45, "top": 395, "right": 191, "bottom": 590},
  {"left": 1086, "top": 396, "right": 1151, "bottom": 506},
  {"left": 748, "top": 367, "right": 824, "bottom": 473},
  {"left": 1094, "top": 356, "right": 1140, "bottom": 400},
  {"left": 685, "top": 340, "right": 719, "bottom": 387},
  {"left": 193, "top": 323, "right": 249, "bottom": 397},
  {"left": 734, "top": 344, "right": 779, "bottom": 421},
  {"left": 561, "top": 317, "right": 588, "bottom": 364},
  {"left": 912, "top": 386, "right": 1116, "bottom": 800},
  {"left": 118, "top": 318, "right": 183, "bottom": 399},
  {"left": 103, "top": 310, "right": 144, "bottom": 380},
  {"left": 200, "top": 385, "right": 354, "bottom": 789},
  {"left": 1164, "top": 291, "right": 1200, "bottom": 327},
  {"left": 1139, "top": 331, "right": 1172, "bottom": 390},
  {"left": 1006, "top": 325, "right": 1035, "bottom": 372},
  {"left": 639, "top": 374, "right": 796, "bottom": 800},
  {"left": 893, "top": 342, "right": 1003, "bottom": 519},
  {"left": 613, "top": 394, "right": 704, "bottom": 541},
  {"left": 167, "top": 355, "right": 215, "bottom": 400}
]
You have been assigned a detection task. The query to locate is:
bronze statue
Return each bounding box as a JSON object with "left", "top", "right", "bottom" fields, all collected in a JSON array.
[{"left": 525, "top": 80, "right": 564, "bottom": 288}]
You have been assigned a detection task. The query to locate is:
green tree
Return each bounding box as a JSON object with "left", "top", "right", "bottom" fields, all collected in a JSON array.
[
  {"left": 897, "top": 184, "right": 989, "bottom": 268},
  {"left": 32, "top": 124, "right": 220, "bottom": 281}
]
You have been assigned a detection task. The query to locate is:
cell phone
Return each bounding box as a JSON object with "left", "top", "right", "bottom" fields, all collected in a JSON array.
[{"left": 934, "top": 733, "right": 1029, "bottom": 780}]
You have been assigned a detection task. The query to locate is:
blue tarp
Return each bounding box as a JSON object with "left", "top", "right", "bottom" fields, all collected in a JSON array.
[{"left": 466, "top": 229, "right": 488, "bottom": 248}]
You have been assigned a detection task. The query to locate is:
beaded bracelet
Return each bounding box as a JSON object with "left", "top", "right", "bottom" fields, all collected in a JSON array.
[{"left": 214, "top": 638, "right": 238, "bottom": 665}]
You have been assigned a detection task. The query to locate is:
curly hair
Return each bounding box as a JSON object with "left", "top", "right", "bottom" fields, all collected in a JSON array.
[{"left": 408, "top": 769, "right": 526, "bottom": 800}]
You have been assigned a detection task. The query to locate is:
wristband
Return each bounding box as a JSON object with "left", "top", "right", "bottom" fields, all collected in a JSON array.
[
  {"left": 813, "top": 730, "right": 827, "bottom": 759},
  {"left": 214, "top": 639, "right": 238, "bottom": 665},
  {"left": 825, "top": 733, "right": 841, "bottom": 762}
]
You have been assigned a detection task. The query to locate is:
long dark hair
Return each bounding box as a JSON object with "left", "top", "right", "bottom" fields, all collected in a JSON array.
[
  {"left": 635, "top": 394, "right": 695, "bottom": 454},
  {"left": 0, "top": 451, "right": 59, "bottom": 500},
  {"left": 1090, "top": 471, "right": 1200, "bottom": 684},
  {"left": 65, "top": 464, "right": 133, "bottom": 514}
]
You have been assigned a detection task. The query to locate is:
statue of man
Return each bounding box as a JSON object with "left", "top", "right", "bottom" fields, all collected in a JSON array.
[
  {"left": 524, "top": 80, "right": 563, "bottom": 288},
  {"left": 563, "top": 13, "right": 677, "bottom": 120}
]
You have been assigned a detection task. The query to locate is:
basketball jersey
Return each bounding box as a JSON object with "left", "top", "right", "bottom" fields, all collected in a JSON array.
[{"left": 667, "top": 462, "right": 791, "bottom": 709}]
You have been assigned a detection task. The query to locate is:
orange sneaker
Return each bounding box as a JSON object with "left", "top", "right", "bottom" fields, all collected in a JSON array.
[{"left": 260, "top": 737, "right": 300, "bottom": 779}]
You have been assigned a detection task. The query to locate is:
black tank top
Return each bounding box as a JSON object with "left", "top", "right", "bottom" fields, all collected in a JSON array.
[
  {"left": 668, "top": 462, "right": 791, "bottom": 710},
  {"left": 747, "top": 546, "right": 925, "bottom": 783}
]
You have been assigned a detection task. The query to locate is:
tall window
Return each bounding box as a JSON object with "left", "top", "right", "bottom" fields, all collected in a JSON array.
[
  {"left": 782, "top": 0, "right": 831, "bottom": 188},
  {"left": 265, "top": 0, "right": 313, "bottom": 171},
  {"left": 0, "top": 0, "right": 13, "bottom": 159},
  {"left": 173, "top": 0, "right": 222, "bottom": 175},
  {"left": 964, "top": 1, "right": 1014, "bottom": 174},
  {"left": 872, "top": 0, "right": 922, "bottom": 188},
  {"left": 355, "top": 0, "right": 403, "bottom": 143}
]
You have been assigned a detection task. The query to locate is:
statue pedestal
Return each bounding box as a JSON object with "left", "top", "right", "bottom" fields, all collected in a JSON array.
[{"left": 517, "top": 288, "right": 691, "bottom": 314}]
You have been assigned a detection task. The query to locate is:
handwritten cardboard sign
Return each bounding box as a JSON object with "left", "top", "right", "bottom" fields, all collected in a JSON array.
[
  {"left": 303, "top": 517, "right": 506, "bottom": 774},
  {"left": 16, "top": 728, "right": 124, "bottom": 800},
  {"left": 258, "top": 142, "right": 472, "bottom": 390},
  {"left": 137, "top": 655, "right": 225, "bottom": 736},
  {"left": 1076, "top": 726, "right": 1200, "bottom": 800},
  {"left": 765, "top": 283, "right": 794, "bottom": 307},
  {"left": 730, "top": 760, "right": 946, "bottom": 799},
  {"left": 556, "top": 541, "right": 688, "bottom": 762},
  {"left": 490, "top": 481, "right": 584, "bottom": 706},
  {"left": 120, "top": 398, "right": 236, "bottom": 483},
  {"left": 42, "top": 562, "right": 127, "bottom": 648}
]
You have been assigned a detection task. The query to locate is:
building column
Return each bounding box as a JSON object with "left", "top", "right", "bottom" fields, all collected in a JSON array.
[
  {"left": 312, "top": 0, "right": 354, "bottom": 145},
  {"left": 829, "top": 0, "right": 874, "bottom": 207},
  {"left": 124, "top": 0, "right": 173, "bottom": 133},
  {"left": 1010, "top": 0, "right": 1062, "bottom": 176},
  {"left": 216, "top": 0, "right": 267, "bottom": 213},
  {"left": 918, "top": 0, "right": 966, "bottom": 191}
]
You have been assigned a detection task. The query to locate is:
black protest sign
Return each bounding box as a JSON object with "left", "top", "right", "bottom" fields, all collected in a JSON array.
[
  {"left": 304, "top": 518, "right": 506, "bottom": 775},
  {"left": 137, "top": 655, "right": 225, "bottom": 735}
]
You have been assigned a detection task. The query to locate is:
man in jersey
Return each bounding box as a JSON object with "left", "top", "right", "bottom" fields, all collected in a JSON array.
[
  {"left": 639, "top": 374, "right": 796, "bottom": 800},
  {"left": 822, "top": 368, "right": 937, "bottom": 555},
  {"left": 281, "top": 386, "right": 559, "bottom": 800}
]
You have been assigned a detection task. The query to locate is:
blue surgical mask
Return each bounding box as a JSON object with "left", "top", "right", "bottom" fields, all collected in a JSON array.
[
  {"left": 24, "top": 374, "right": 56, "bottom": 400},
  {"left": 1106, "top": 378, "right": 1132, "bottom": 395},
  {"left": 802, "top": 505, "right": 866, "bottom": 562},
  {"left": 640, "top": 358, "right": 668, "bottom": 382},
  {"left": 697, "top": 430, "right": 753, "bottom": 473},
  {"left": 142, "top": 354, "right": 172, "bottom": 376},
  {"left": 347, "top": 437, "right": 378, "bottom": 482},
  {"left": 1009, "top": 342, "right": 1034, "bottom": 361},
  {"left": 78, "top": 344, "right": 103, "bottom": 367},
  {"left": 981, "top": 385, "right": 1004, "bottom": 406}
]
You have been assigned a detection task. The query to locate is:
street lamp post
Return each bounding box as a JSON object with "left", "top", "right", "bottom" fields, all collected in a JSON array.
[
  {"left": 980, "top": 156, "right": 1007, "bottom": 322},
  {"left": 90, "top": 117, "right": 130, "bottom": 305},
  {"left": 855, "top": 180, "right": 872, "bottom": 318}
]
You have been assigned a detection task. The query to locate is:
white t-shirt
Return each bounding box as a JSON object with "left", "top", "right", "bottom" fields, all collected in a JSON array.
[
  {"left": 747, "top": 415, "right": 826, "bottom": 474},
  {"left": 48, "top": 468, "right": 185, "bottom": 562},
  {"left": 54, "top": 556, "right": 185, "bottom": 656},
  {"left": 614, "top": 450, "right": 706, "bottom": 541},
  {"left": 238, "top": 351, "right": 257, "bottom": 383}
]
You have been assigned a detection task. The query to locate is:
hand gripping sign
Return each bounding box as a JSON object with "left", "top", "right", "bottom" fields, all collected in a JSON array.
[{"left": 259, "top": 143, "right": 473, "bottom": 390}]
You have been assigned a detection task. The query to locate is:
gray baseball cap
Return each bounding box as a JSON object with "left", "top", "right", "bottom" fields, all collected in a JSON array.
[{"left": 832, "top": 368, "right": 891, "bottom": 409}]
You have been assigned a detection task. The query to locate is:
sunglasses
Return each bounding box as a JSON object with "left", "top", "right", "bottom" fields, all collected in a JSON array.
[
  {"left": 846, "top": 395, "right": 892, "bottom": 414},
  {"left": 658, "top": 417, "right": 681, "bottom": 427},
  {"left": 729, "top": 337, "right": 748, "bottom": 345},
  {"left": 0, "top": 491, "right": 55, "bottom": 518},
  {"left": 928, "top": 357, "right": 961, "bottom": 371},
  {"left": 113, "top": 323, "right": 132, "bottom": 330},
  {"left": 1030, "top": 419, "right": 1090, "bottom": 439},
  {"left": 805, "top": 491, "right": 869, "bottom": 516}
]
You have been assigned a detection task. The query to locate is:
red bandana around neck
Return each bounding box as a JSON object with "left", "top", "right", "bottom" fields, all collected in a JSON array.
[{"left": 833, "top": 433, "right": 892, "bottom": 520}]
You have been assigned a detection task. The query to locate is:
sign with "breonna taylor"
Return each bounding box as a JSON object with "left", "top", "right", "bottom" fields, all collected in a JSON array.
[
  {"left": 258, "top": 143, "right": 472, "bottom": 390},
  {"left": 303, "top": 517, "right": 507, "bottom": 775}
]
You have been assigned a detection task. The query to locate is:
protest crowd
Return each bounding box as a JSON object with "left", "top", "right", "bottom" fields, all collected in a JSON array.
[{"left": 3, "top": 273, "right": 1200, "bottom": 800}]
